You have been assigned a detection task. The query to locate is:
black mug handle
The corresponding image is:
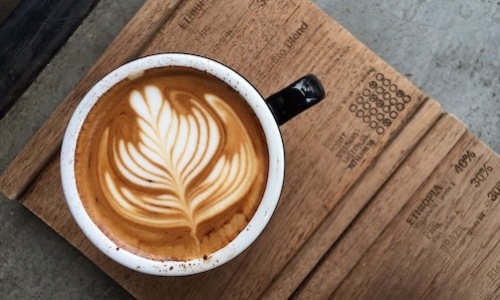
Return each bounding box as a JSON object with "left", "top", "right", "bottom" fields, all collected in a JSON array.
[{"left": 266, "top": 74, "right": 325, "bottom": 125}]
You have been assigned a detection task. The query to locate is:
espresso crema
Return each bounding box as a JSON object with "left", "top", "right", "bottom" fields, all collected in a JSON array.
[{"left": 75, "top": 66, "right": 269, "bottom": 261}]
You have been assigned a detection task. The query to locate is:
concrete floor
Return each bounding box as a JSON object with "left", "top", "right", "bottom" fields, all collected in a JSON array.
[{"left": 0, "top": 0, "right": 498, "bottom": 298}]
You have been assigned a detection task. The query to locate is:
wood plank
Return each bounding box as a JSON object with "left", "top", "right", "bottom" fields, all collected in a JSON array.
[
  {"left": 329, "top": 131, "right": 500, "bottom": 299},
  {"left": 0, "top": 0, "right": 99, "bottom": 119},
  {"left": 0, "top": 0, "right": 184, "bottom": 200},
  {"left": 261, "top": 99, "right": 443, "bottom": 299},
  {"left": 294, "top": 114, "right": 468, "bottom": 299}
]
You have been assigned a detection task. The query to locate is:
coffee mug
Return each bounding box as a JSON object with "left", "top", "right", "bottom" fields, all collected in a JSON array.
[{"left": 61, "top": 53, "right": 324, "bottom": 276}]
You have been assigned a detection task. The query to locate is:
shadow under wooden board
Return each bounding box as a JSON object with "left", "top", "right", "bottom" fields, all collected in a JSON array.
[{"left": 1, "top": 0, "right": 499, "bottom": 299}]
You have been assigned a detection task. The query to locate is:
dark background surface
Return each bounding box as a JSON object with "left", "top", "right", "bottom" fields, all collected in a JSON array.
[
  {"left": 0, "top": 0, "right": 19, "bottom": 24},
  {"left": 0, "top": 0, "right": 98, "bottom": 118}
]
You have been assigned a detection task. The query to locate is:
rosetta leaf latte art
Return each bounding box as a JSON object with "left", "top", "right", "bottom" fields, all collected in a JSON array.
[{"left": 102, "top": 85, "right": 259, "bottom": 245}]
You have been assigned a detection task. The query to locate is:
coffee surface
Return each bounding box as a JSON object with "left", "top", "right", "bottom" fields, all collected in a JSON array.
[{"left": 75, "top": 66, "right": 269, "bottom": 261}]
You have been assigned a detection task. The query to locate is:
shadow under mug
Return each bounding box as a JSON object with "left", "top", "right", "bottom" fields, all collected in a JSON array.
[{"left": 60, "top": 53, "right": 324, "bottom": 276}]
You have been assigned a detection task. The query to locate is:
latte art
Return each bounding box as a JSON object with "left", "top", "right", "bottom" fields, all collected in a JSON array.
[
  {"left": 75, "top": 67, "right": 268, "bottom": 261},
  {"left": 102, "top": 85, "right": 258, "bottom": 240}
]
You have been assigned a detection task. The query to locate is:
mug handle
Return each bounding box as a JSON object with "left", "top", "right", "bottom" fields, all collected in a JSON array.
[{"left": 266, "top": 74, "right": 325, "bottom": 125}]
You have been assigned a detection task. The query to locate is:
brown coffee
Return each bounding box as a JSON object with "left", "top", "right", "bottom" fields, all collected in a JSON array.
[{"left": 74, "top": 66, "right": 269, "bottom": 261}]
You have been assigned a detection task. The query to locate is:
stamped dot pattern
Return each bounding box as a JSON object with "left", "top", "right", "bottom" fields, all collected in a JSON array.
[{"left": 348, "top": 73, "right": 411, "bottom": 135}]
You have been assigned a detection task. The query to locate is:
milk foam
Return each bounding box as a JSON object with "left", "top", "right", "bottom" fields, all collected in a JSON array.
[{"left": 100, "top": 85, "right": 259, "bottom": 238}]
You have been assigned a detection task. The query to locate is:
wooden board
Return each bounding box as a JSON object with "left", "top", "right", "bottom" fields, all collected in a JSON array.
[
  {"left": 1, "top": 0, "right": 499, "bottom": 299},
  {"left": 297, "top": 127, "right": 500, "bottom": 299}
]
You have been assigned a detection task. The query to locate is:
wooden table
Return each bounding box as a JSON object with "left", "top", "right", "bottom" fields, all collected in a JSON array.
[{"left": 1, "top": 0, "right": 499, "bottom": 298}]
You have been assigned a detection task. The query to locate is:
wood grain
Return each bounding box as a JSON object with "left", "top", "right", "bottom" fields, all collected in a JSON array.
[
  {"left": 262, "top": 99, "right": 443, "bottom": 299},
  {"left": 294, "top": 114, "right": 468, "bottom": 299},
  {"left": 4, "top": 0, "right": 500, "bottom": 299},
  {"left": 0, "top": 0, "right": 184, "bottom": 200},
  {"left": 330, "top": 132, "right": 500, "bottom": 299}
]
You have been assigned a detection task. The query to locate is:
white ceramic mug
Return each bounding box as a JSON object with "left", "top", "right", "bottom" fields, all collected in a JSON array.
[{"left": 60, "top": 53, "right": 324, "bottom": 276}]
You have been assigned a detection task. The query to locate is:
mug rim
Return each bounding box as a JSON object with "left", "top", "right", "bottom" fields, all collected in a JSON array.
[{"left": 60, "top": 53, "right": 285, "bottom": 276}]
